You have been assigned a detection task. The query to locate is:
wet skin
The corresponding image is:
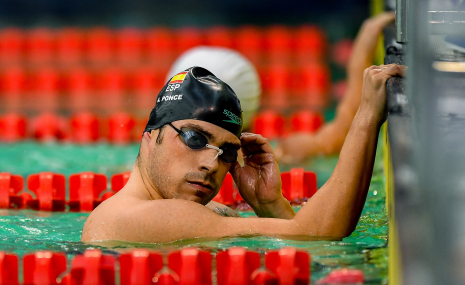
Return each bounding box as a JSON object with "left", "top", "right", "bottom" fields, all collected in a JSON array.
[{"left": 82, "top": 65, "right": 406, "bottom": 243}]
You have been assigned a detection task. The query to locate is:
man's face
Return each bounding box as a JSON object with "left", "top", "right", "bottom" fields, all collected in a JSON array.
[{"left": 146, "top": 119, "right": 241, "bottom": 205}]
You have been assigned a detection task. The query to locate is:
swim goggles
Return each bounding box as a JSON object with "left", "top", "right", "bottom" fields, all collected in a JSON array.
[{"left": 168, "top": 123, "right": 238, "bottom": 163}]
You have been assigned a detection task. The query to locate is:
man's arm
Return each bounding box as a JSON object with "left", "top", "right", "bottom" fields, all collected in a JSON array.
[
  {"left": 276, "top": 12, "right": 395, "bottom": 163},
  {"left": 86, "top": 65, "right": 404, "bottom": 243},
  {"left": 291, "top": 64, "right": 406, "bottom": 237}
]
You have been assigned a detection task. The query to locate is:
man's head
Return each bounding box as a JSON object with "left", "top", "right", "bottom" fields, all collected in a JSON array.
[
  {"left": 166, "top": 46, "right": 261, "bottom": 130},
  {"left": 140, "top": 66, "right": 242, "bottom": 205},
  {"left": 145, "top": 66, "right": 243, "bottom": 138}
]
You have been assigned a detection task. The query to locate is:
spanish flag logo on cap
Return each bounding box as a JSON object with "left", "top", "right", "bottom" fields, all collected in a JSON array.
[{"left": 169, "top": 71, "right": 188, "bottom": 84}]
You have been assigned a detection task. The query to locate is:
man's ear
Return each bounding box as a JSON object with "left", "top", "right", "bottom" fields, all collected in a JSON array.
[{"left": 144, "top": 131, "right": 152, "bottom": 140}]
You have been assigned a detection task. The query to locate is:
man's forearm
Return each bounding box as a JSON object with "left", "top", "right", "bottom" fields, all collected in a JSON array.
[{"left": 295, "top": 108, "right": 382, "bottom": 238}]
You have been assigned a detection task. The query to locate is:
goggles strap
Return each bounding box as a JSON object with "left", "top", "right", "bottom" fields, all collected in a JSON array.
[{"left": 206, "top": 144, "right": 223, "bottom": 161}]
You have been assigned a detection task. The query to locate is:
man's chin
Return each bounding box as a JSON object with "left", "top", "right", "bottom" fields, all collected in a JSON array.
[{"left": 174, "top": 192, "right": 212, "bottom": 205}]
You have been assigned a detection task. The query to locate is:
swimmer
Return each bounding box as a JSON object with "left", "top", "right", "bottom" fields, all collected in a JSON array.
[
  {"left": 276, "top": 12, "right": 396, "bottom": 163},
  {"left": 81, "top": 64, "right": 405, "bottom": 243}
]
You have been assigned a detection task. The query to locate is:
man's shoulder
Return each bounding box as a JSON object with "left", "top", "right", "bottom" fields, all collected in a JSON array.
[{"left": 82, "top": 197, "right": 232, "bottom": 243}]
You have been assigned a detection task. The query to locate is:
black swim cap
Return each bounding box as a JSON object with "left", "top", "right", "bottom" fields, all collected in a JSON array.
[{"left": 144, "top": 66, "right": 243, "bottom": 138}]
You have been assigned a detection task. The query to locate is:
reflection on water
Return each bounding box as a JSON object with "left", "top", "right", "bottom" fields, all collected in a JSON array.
[{"left": 0, "top": 140, "right": 387, "bottom": 284}]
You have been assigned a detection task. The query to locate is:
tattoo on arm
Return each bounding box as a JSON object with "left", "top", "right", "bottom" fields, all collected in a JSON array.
[{"left": 212, "top": 206, "right": 241, "bottom": 217}]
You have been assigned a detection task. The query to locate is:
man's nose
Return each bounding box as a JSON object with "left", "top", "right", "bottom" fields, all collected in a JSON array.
[{"left": 198, "top": 148, "right": 221, "bottom": 172}]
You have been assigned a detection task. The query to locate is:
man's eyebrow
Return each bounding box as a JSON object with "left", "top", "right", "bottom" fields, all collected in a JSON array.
[{"left": 182, "top": 123, "right": 240, "bottom": 149}]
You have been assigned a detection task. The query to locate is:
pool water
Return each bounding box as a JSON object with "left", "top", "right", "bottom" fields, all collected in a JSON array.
[{"left": 0, "top": 140, "right": 387, "bottom": 284}]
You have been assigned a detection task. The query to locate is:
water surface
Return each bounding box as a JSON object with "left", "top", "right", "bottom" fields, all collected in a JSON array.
[{"left": 0, "top": 141, "right": 387, "bottom": 284}]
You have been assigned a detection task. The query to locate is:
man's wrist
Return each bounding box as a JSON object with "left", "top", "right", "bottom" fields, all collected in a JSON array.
[
  {"left": 253, "top": 196, "right": 295, "bottom": 219},
  {"left": 356, "top": 104, "right": 385, "bottom": 127}
]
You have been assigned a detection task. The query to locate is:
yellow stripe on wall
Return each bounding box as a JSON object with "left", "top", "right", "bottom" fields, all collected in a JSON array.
[
  {"left": 383, "top": 124, "right": 402, "bottom": 285},
  {"left": 370, "top": 0, "right": 403, "bottom": 283}
]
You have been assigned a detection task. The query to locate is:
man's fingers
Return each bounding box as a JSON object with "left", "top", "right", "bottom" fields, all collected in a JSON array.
[
  {"left": 367, "top": 64, "right": 406, "bottom": 81},
  {"left": 240, "top": 133, "right": 274, "bottom": 156},
  {"left": 364, "top": 65, "right": 384, "bottom": 79},
  {"left": 244, "top": 153, "right": 276, "bottom": 167},
  {"left": 379, "top": 64, "right": 407, "bottom": 78}
]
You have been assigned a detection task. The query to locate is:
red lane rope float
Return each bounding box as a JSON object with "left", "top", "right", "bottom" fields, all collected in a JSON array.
[
  {"left": 27, "top": 27, "right": 55, "bottom": 65},
  {"left": 131, "top": 66, "right": 164, "bottom": 113},
  {"left": 175, "top": 27, "right": 204, "bottom": 56},
  {"left": 27, "top": 172, "right": 66, "bottom": 211},
  {"left": 119, "top": 250, "right": 163, "bottom": 285},
  {"left": 281, "top": 168, "right": 317, "bottom": 204},
  {"left": 0, "top": 252, "right": 19, "bottom": 285},
  {"left": 296, "top": 63, "right": 331, "bottom": 109},
  {"left": 0, "top": 109, "right": 327, "bottom": 143},
  {"left": 111, "top": 171, "right": 131, "bottom": 193},
  {"left": 66, "top": 67, "right": 94, "bottom": 111},
  {"left": 23, "top": 251, "right": 67, "bottom": 285},
  {"left": 251, "top": 110, "right": 286, "bottom": 140},
  {"left": 0, "top": 25, "right": 329, "bottom": 66},
  {"left": 0, "top": 28, "right": 24, "bottom": 64},
  {"left": 289, "top": 110, "right": 324, "bottom": 134},
  {"left": 32, "top": 67, "right": 61, "bottom": 112},
  {"left": 0, "top": 113, "right": 26, "bottom": 143},
  {"left": 0, "top": 248, "right": 313, "bottom": 284},
  {"left": 265, "top": 25, "right": 292, "bottom": 64},
  {"left": 107, "top": 112, "right": 136, "bottom": 144},
  {"left": 116, "top": 28, "right": 143, "bottom": 64},
  {"left": 66, "top": 249, "right": 116, "bottom": 285},
  {"left": 260, "top": 64, "right": 292, "bottom": 110},
  {"left": 98, "top": 66, "right": 127, "bottom": 112},
  {"left": 70, "top": 112, "right": 100, "bottom": 143},
  {"left": 30, "top": 113, "right": 68, "bottom": 142},
  {"left": 295, "top": 25, "right": 327, "bottom": 63},
  {"left": 146, "top": 27, "right": 175, "bottom": 68},
  {"left": 0, "top": 172, "right": 24, "bottom": 209},
  {"left": 168, "top": 248, "right": 212, "bottom": 285},
  {"left": 56, "top": 28, "right": 84, "bottom": 65},
  {"left": 266, "top": 247, "right": 311, "bottom": 285},
  {"left": 216, "top": 247, "right": 261, "bottom": 285},
  {"left": 68, "top": 172, "right": 111, "bottom": 212},
  {"left": 0, "top": 169, "right": 318, "bottom": 211},
  {"left": 1, "top": 66, "right": 27, "bottom": 111},
  {"left": 234, "top": 26, "right": 263, "bottom": 66},
  {"left": 87, "top": 27, "right": 115, "bottom": 64},
  {"left": 205, "top": 26, "right": 233, "bottom": 49}
]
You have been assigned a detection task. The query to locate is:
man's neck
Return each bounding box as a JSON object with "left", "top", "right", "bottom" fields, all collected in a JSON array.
[{"left": 127, "top": 163, "right": 164, "bottom": 201}]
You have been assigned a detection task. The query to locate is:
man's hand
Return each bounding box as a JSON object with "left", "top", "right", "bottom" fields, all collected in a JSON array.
[
  {"left": 229, "top": 133, "right": 295, "bottom": 219},
  {"left": 359, "top": 64, "right": 406, "bottom": 123}
]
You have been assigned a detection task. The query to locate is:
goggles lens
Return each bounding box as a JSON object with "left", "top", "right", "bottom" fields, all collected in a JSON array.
[{"left": 169, "top": 123, "right": 238, "bottom": 163}]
